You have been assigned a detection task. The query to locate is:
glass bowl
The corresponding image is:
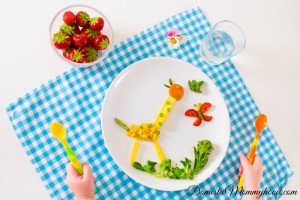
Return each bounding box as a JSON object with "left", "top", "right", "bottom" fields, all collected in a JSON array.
[{"left": 49, "top": 5, "right": 114, "bottom": 67}]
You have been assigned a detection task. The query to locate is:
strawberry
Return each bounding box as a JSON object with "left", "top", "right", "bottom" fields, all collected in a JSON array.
[
  {"left": 72, "top": 34, "right": 88, "bottom": 47},
  {"left": 81, "top": 28, "right": 100, "bottom": 45},
  {"left": 60, "top": 24, "right": 80, "bottom": 35},
  {"left": 53, "top": 31, "right": 71, "bottom": 49},
  {"left": 94, "top": 34, "right": 109, "bottom": 50},
  {"left": 69, "top": 49, "right": 85, "bottom": 63},
  {"left": 85, "top": 46, "right": 98, "bottom": 62},
  {"left": 79, "top": 47, "right": 88, "bottom": 57},
  {"left": 63, "top": 11, "right": 76, "bottom": 26},
  {"left": 89, "top": 17, "right": 104, "bottom": 31},
  {"left": 62, "top": 47, "right": 73, "bottom": 60},
  {"left": 76, "top": 11, "right": 90, "bottom": 27},
  {"left": 73, "top": 25, "right": 80, "bottom": 35}
]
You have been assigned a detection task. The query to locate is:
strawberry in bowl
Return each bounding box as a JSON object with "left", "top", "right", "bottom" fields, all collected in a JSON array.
[{"left": 50, "top": 5, "right": 113, "bottom": 67}]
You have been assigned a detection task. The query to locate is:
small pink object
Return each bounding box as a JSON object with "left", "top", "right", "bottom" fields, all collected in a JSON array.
[{"left": 167, "top": 29, "right": 178, "bottom": 37}]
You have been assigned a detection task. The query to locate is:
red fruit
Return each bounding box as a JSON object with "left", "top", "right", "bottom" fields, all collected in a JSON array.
[
  {"left": 76, "top": 11, "right": 90, "bottom": 27},
  {"left": 81, "top": 28, "right": 100, "bottom": 45},
  {"left": 94, "top": 34, "right": 109, "bottom": 50},
  {"left": 60, "top": 24, "right": 79, "bottom": 35},
  {"left": 85, "top": 46, "right": 99, "bottom": 62},
  {"left": 69, "top": 49, "right": 85, "bottom": 63},
  {"left": 79, "top": 47, "right": 88, "bottom": 58},
  {"left": 53, "top": 32, "right": 71, "bottom": 49},
  {"left": 63, "top": 11, "right": 76, "bottom": 26},
  {"left": 200, "top": 102, "right": 212, "bottom": 113},
  {"left": 89, "top": 17, "right": 104, "bottom": 31},
  {"left": 72, "top": 34, "right": 88, "bottom": 47},
  {"left": 203, "top": 115, "right": 213, "bottom": 122},
  {"left": 193, "top": 119, "right": 202, "bottom": 126},
  {"left": 185, "top": 109, "right": 198, "bottom": 117},
  {"left": 73, "top": 25, "right": 80, "bottom": 34},
  {"left": 62, "top": 47, "right": 73, "bottom": 60}
]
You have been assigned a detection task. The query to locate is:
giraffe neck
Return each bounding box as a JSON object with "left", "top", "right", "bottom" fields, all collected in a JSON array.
[{"left": 155, "top": 96, "right": 177, "bottom": 128}]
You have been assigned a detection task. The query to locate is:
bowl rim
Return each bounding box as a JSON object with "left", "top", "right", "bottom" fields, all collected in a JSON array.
[{"left": 49, "top": 4, "right": 114, "bottom": 68}]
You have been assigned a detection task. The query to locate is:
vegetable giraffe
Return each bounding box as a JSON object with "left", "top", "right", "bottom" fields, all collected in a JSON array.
[{"left": 115, "top": 79, "right": 184, "bottom": 164}]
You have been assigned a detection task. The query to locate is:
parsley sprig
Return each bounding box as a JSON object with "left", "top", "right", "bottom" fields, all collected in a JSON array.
[{"left": 188, "top": 80, "right": 205, "bottom": 93}]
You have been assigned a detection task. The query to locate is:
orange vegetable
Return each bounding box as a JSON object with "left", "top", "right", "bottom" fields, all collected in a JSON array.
[{"left": 169, "top": 84, "right": 184, "bottom": 100}]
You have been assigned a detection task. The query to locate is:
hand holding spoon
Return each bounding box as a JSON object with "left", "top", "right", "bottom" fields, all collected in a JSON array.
[
  {"left": 237, "top": 114, "right": 267, "bottom": 190},
  {"left": 50, "top": 122, "right": 83, "bottom": 175}
]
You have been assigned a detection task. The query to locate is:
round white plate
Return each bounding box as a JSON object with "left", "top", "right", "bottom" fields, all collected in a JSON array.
[{"left": 101, "top": 57, "right": 230, "bottom": 191}]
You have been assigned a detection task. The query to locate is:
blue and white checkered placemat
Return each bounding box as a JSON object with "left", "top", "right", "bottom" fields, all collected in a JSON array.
[{"left": 7, "top": 7, "right": 292, "bottom": 200}]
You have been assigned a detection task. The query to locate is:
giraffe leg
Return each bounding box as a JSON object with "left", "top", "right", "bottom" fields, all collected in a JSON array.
[
  {"left": 154, "top": 141, "right": 166, "bottom": 161},
  {"left": 130, "top": 139, "right": 140, "bottom": 164}
]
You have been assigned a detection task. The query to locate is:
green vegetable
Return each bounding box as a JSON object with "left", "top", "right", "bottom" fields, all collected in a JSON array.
[
  {"left": 115, "top": 118, "right": 130, "bottom": 131},
  {"left": 193, "top": 140, "right": 214, "bottom": 174},
  {"left": 157, "top": 159, "right": 172, "bottom": 178},
  {"left": 188, "top": 80, "right": 205, "bottom": 93},
  {"left": 133, "top": 161, "right": 157, "bottom": 174},
  {"left": 194, "top": 103, "right": 204, "bottom": 120},
  {"left": 132, "top": 140, "right": 213, "bottom": 180},
  {"left": 132, "top": 162, "right": 144, "bottom": 171},
  {"left": 164, "top": 78, "right": 174, "bottom": 88},
  {"left": 181, "top": 157, "right": 194, "bottom": 179},
  {"left": 143, "top": 161, "right": 157, "bottom": 173}
]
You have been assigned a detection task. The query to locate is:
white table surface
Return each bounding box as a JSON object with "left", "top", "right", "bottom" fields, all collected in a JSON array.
[{"left": 0, "top": 0, "right": 299, "bottom": 199}]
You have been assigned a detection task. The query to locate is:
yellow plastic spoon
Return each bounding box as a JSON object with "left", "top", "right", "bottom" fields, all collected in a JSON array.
[
  {"left": 238, "top": 114, "right": 267, "bottom": 190},
  {"left": 50, "top": 122, "right": 98, "bottom": 194},
  {"left": 50, "top": 122, "right": 83, "bottom": 175}
]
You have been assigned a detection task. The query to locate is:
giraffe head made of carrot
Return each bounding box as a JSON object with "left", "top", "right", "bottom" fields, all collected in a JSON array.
[{"left": 164, "top": 79, "right": 184, "bottom": 101}]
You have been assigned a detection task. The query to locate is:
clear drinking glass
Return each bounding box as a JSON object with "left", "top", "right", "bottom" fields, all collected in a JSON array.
[{"left": 200, "top": 20, "right": 246, "bottom": 65}]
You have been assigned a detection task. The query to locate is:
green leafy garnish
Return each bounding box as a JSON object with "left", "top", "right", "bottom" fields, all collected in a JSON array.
[
  {"left": 188, "top": 80, "right": 205, "bottom": 93},
  {"left": 132, "top": 140, "right": 213, "bottom": 180},
  {"left": 133, "top": 160, "right": 157, "bottom": 174},
  {"left": 132, "top": 162, "right": 144, "bottom": 171},
  {"left": 193, "top": 140, "right": 214, "bottom": 174}
]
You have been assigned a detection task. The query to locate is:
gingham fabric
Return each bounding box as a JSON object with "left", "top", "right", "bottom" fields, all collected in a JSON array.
[{"left": 6, "top": 7, "right": 292, "bottom": 200}]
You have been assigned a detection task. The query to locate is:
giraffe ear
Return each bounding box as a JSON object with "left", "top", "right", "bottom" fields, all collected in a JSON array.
[{"left": 164, "top": 84, "right": 170, "bottom": 88}]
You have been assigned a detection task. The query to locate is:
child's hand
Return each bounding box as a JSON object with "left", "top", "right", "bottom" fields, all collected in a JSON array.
[
  {"left": 66, "top": 163, "right": 95, "bottom": 200},
  {"left": 239, "top": 153, "right": 263, "bottom": 191}
]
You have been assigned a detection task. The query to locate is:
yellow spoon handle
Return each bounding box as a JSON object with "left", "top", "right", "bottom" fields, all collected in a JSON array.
[
  {"left": 237, "top": 175, "right": 245, "bottom": 190},
  {"left": 237, "top": 136, "right": 260, "bottom": 190},
  {"left": 62, "top": 141, "right": 83, "bottom": 175}
]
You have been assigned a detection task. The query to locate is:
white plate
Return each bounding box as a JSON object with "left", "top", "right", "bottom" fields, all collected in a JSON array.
[{"left": 101, "top": 57, "right": 230, "bottom": 191}]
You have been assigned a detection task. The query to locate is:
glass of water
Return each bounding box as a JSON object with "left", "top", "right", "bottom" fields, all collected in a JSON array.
[{"left": 200, "top": 20, "right": 246, "bottom": 65}]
